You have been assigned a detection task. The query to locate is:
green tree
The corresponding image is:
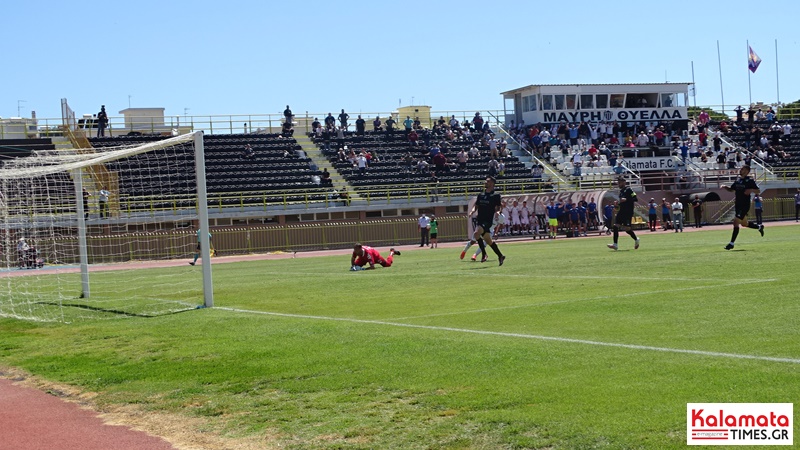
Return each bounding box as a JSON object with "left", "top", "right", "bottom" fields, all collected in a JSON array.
[{"left": 777, "top": 100, "right": 800, "bottom": 120}]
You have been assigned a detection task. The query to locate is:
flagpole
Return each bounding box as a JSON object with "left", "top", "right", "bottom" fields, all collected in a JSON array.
[
  {"left": 747, "top": 40, "right": 752, "bottom": 105},
  {"left": 717, "top": 40, "right": 725, "bottom": 113},
  {"left": 691, "top": 61, "right": 697, "bottom": 108},
  {"left": 775, "top": 39, "right": 780, "bottom": 104}
]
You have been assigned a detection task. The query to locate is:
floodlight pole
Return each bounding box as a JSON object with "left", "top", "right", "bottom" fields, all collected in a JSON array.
[
  {"left": 193, "top": 131, "right": 213, "bottom": 308},
  {"left": 73, "top": 168, "right": 90, "bottom": 298}
]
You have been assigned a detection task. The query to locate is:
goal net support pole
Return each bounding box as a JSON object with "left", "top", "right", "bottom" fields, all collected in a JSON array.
[
  {"left": 73, "top": 167, "right": 90, "bottom": 298},
  {"left": 194, "top": 131, "right": 213, "bottom": 308}
]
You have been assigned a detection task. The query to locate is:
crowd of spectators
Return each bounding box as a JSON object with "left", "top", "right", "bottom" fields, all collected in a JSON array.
[
  {"left": 311, "top": 112, "right": 533, "bottom": 182},
  {"left": 710, "top": 107, "right": 793, "bottom": 167}
]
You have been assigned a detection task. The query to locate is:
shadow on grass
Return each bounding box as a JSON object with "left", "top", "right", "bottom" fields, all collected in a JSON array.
[{"left": 35, "top": 301, "right": 199, "bottom": 318}]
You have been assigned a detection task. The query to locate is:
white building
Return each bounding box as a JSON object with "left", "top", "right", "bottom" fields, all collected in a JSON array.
[{"left": 501, "top": 83, "right": 691, "bottom": 128}]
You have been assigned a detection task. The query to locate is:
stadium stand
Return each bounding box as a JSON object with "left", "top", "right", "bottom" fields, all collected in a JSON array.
[
  {"left": 309, "top": 127, "right": 537, "bottom": 197},
  {"left": 712, "top": 118, "right": 800, "bottom": 176},
  {"left": 89, "top": 133, "right": 329, "bottom": 209}
]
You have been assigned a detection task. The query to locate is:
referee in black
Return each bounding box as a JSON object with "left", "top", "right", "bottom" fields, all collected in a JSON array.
[
  {"left": 607, "top": 177, "right": 640, "bottom": 251},
  {"left": 722, "top": 165, "right": 764, "bottom": 250},
  {"left": 469, "top": 176, "right": 506, "bottom": 266}
]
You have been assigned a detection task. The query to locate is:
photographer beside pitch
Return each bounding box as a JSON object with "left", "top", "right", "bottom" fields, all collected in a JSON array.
[{"left": 721, "top": 165, "right": 764, "bottom": 250}]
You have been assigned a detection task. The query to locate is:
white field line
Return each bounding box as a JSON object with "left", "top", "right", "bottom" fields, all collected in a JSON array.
[
  {"left": 386, "top": 278, "right": 777, "bottom": 321},
  {"left": 216, "top": 306, "right": 800, "bottom": 365}
]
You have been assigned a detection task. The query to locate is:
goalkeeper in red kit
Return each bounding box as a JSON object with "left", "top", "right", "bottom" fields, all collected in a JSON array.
[{"left": 350, "top": 243, "right": 399, "bottom": 270}]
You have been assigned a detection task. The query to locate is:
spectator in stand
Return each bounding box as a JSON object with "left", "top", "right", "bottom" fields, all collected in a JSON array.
[
  {"left": 324, "top": 113, "right": 336, "bottom": 130},
  {"left": 96, "top": 105, "right": 108, "bottom": 138},
  {"left": 338, "top": 109, "right": 349, "bottom": 130},
  {"left": 698, "top": 110, "right": 710, "bottom": 127},
  {"left": 281, "top": 121, "right": 294, "bottom": 137},
  {"left": 472, "top": 112, "right": 484, "bottom": 133},
  {"left": 734, "top": 105, "right": 745, "bottom": 126},
  {"left": 283, "top": 105, "right": 293, "bottom": 125},
  {"left": 402, "top": 116, "right": 413, "bottom": 131},
  {"left": 487, "top": 158, "right": 499, "bottom": 177},
  {"left": 356, "top": 152, "right": 367, "bottom": 176},
  {"left": 449, "top": 115, "right": 460, "bottom": 130},
  {"left": 716, "top": 150, "right": 727, "bottom": 170},
  {"left": 746, "top": 106, "right": 756, "bottom": 125},
  {"left": 654, "top": 127, "right": 665, "bottom": 146},
  {"left": 384, "top": 116, "right": 396, "bottom": 139},
  {"left": 432, "top": 152, "right": 447, "bottom": 174},
  {"left": 782, "top": 122, "right": 792, "bottom": 144},
  {"left": 408, "top": 129, "right": 419, "bottom": 146},
  {"left": 635, "top": 131, "right": 649, "bottom": 147},
  {"left": 457, "top": 148, "right": 468, "bottom": 172},
  {"left": 678, "top": 141, "right": 689, "bottom": 164},
  {"left": 355, "top": 115, "right": 366, "bottom": 136},
  {"left": 372, "top": 116, "right": 382, "bottom": 132},
  {"left": 321, "top": 168, "right": 331, "bottom": 186},
  {"left": 413, "top": 117, "right": 422, "bottom": 130},
  {"left": 241, "top": 143, "right": 256, "bottom": 160}
]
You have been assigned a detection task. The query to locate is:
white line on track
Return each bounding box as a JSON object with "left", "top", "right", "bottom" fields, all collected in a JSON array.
[{"left": 216, "top": 306, "right": 800, "bottom": 364}]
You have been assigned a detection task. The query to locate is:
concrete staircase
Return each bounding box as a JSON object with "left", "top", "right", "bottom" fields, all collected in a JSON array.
[{"left": 293, "top": 134, "right": 360, "bottom": 200}]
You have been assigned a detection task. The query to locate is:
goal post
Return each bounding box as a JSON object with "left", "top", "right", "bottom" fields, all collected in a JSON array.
[{"left": 0, "top": 130, "right": 213, "bottom": 322}]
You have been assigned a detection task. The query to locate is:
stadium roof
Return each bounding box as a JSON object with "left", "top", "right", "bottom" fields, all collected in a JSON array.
[{"left": 500, "top": 82, "right": 692, "bottom": 95}]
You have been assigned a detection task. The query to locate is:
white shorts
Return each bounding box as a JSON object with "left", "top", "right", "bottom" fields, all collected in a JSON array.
[{"left": 521, "top": 215, "right": 530, "bottom": 225}]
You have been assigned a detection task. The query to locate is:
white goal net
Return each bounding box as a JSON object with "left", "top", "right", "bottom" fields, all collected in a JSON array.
[{"left": 0, "top": 131, "right": 213, "bottom": 322}]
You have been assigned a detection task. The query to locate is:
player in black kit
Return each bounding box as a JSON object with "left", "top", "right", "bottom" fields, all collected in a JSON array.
[
  {"left": 607, "top": 177, "right": 641, "bottom": 251},
  {"left": 469, "top": 177, "right": 506, "bottom": 266},
  {"left": 722, "top": 165, "right": 763, "bottom": 250}
]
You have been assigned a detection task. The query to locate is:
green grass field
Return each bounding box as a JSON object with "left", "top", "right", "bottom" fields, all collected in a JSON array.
[{"left": 1, "top": 225, "right": 799, "bottom": 449}]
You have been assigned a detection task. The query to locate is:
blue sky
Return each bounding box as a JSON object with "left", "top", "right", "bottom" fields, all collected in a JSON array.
[{"left": 3, "top": 0, "right": 799, "bottom": 121}]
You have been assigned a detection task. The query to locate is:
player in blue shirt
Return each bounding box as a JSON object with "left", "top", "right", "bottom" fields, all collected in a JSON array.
[{"left": 546, "top": 200, "right": 561, "bottom": 239}]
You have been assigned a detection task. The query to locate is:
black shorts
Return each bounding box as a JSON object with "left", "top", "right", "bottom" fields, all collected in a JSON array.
[
  {"left": 615, "top": 212, "right": 633, "bottom": 227},
  {"left": 430, "top": 233, "right": 438, "bottom": 239},
  {"left": 476, "top": 221, "right": 493, "bottom": 234},
  {"left": 649, "top": 213, "right": 657, "bottom": 222},
  {"left": 735, "top": 205, "right": 750, "bottom": 221}
]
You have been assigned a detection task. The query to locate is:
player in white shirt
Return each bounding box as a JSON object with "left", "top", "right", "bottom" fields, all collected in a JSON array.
[
  {"left": 510, "top": 200, "right": 521, "bottom": 235},
  {"left": 520, "top": 200, "right": 530, "bottom": 234},
  {"left": 501, "top": 201, "right": 511, "bottom": 235}
]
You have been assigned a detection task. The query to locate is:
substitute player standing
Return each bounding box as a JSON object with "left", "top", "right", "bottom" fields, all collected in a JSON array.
[
  {"left": 351, "top": 243, "right": 399, "bottom": 270},
  {"left": 469, "top": 177, "right": 506, "bottom": 266},
  {"left": 607, "top": 177, "right": 641, "bottom": 251},
  {"left": 722, "top": 165, "right": 764, "bottom": 250}
]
